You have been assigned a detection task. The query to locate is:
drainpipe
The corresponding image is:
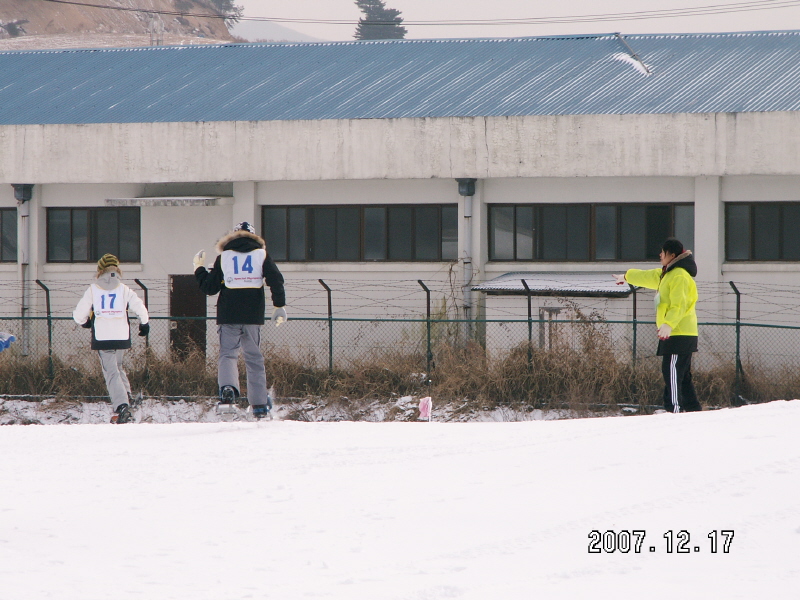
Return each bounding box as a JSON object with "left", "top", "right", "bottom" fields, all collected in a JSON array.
[
  {"left": 456, "top": 179, "right": 477, "bottom": 336},
  {"left": 13, "top": 184, "right": 33, "bottom": 355}
]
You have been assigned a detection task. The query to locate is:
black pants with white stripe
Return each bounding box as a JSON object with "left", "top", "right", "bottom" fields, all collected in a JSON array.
[{"left": 661, "top": 353, "right": 702, "bottom": 413}]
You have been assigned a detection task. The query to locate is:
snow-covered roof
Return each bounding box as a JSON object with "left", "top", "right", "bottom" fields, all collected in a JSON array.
[{"left": 473, "top": 272, "right": 633, "bottom": 297}]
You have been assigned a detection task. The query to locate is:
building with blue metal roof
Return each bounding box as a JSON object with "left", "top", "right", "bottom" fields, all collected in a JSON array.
[
  {"left": 0, "top": 30, "right": 799, "bottom": 334},
  {"left": 1, "top": 31, "right": 800, "bottom": 124}
]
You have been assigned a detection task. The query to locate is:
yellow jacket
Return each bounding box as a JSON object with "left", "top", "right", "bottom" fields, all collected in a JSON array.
[{"left": 624, "top": 252, "right": 698, "bottom": 337}]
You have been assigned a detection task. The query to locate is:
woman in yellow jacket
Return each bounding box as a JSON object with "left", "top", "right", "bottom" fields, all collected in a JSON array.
[{"left": 614, "top": 238, "right": 701, "bottom": 413}]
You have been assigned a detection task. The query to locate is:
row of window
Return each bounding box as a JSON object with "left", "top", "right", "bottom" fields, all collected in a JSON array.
[
  {"left": 725, "top": 203, "right": 800, "bottom": 261},
  {"left": 489, "top": 204, "right": 695, "bottom": 261},
  {"left": 0, "top": 203, "right": 795, "bottom": 263},
  {"left": 0, "top": 209, "right": 16, "bottom": 262},
  {"left": 47, "top": 208, "right": 140, "bottom": 263},
  {"left": 262, "top": 205, "right": 458, "bottom": 262}
]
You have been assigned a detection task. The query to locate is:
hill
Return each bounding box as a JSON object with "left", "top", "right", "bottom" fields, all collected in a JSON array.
[
  {"left": 229, "top": 19, "right": 324, "bottom": 43},
  {"left": 0, "top": 0, "right": 231, "bottom": 49}
]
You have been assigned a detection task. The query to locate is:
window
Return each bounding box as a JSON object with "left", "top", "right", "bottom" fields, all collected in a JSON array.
[
  {"left": 489, "top": 203, "right": 694, "bottom": 261},
  {"left": 0, "top": 209, "right": 17, "bottom": 262},
  {"left": 262, "top": 205, "right": 458, "bottom": 262},
  {"left": 726, "top": 202, "right": 800, "bottom": 261},
  {"left": 47, "top": 208, "right": 140, "bottom": 263}
]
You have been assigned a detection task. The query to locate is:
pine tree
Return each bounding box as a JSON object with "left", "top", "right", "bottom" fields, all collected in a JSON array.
[{"left": 354, "top": 0, "right": 407, "bottom": 40}]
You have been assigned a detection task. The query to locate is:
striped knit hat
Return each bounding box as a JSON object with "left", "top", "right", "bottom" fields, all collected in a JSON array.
[{"left": 96, "top": 253, "right": 120, "bottom": 274}]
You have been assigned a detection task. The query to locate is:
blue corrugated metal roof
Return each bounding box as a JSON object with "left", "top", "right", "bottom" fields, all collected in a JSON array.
[{"left": 0, "top": 30, "right": 799, "bottom": 125}]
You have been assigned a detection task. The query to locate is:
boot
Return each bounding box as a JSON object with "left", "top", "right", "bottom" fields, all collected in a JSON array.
[
  {"left": 252, "top": 404, "right": 271, "bottom": 420},
  {"left": 111, "top": 403, "right": 133, "bottom": 424}
]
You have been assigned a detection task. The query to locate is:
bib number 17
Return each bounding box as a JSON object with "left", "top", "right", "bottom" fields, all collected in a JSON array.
[{"left": 100, "top": 293, "right": 116, "bottom": 309}]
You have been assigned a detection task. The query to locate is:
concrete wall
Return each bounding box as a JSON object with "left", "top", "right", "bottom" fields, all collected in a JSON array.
[
  {"left": 2, "top": 112, "right": 800, "bottom": 184},
  {"left": 1, "top": 173, "right": 799, "bottom": 319},
  {"left": 2, "top": 111, "right": 800, "bottom": 331}
]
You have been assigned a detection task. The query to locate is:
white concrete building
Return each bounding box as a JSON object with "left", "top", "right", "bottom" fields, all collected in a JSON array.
[{"left": 1, "top": 31, "right": 800, "bottom": 343}]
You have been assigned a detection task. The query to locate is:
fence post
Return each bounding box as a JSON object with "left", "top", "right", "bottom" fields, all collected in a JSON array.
[
  {"left": 133, "top": 279, "right": 150, "bottom": 349},
  {"left": 417, "top": 280, "right": 433, "bottom": 375},
  {"left": 729, "top": 281, "right": 743, "bottom": 398},
  {"left": 631, "top": 285, "right": 638, "bottom": 366},
  {"left": 34, "top": 280, "right": 54, "bottom": 379},
  {"left": 521, "top": 279, "right": 533, "bottom": 370},
  {"left": 319, "top": 279, "right": 333, "bottom": 373}
]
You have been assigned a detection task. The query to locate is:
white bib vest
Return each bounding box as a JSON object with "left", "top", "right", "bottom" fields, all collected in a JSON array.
[
  {"left": 91, "top": 284, "right": 126, "bottom": 320},
  {"left": 90, "top": 283, "right": 130, "bottom": 341},
  {"left": 221, "top": 249, "right": 266, "bottom": 289}
]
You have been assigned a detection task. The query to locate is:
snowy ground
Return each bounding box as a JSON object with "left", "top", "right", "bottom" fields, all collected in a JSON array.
[
  {"left": 1, "top": 401, "right": 798, "bottom": 599},
  {"left": 0, "top": 396, "right": 577, "bottom": 425}
]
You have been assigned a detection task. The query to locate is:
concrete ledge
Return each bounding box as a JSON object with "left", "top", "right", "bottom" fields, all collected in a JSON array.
[
  {"left": 106, "top": 197, "right": 234, "bottom": 207},
  {"left": 43, "top": 263, "right": 144, "bottom": 273},
  {"left": 723, "top": 262, "right": 800, "bottom": 273}
]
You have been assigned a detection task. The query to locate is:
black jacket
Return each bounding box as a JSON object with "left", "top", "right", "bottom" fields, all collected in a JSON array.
[{"left": 195, "top": 231, "right": 286, "bottom": 325}]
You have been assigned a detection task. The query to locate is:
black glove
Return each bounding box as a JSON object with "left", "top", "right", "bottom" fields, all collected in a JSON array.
[
  {"left": 138, "top": 322, "right": 150, "bottom": 337},
  {"left": 81, "top": 318, "right": 92, "bottom": 329}
]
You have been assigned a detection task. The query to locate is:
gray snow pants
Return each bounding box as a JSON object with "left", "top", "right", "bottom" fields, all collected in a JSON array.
[
  {"left": 98, "top": 349, "right": 132, "bottom": 411},
  {"left": 217, "top": 324, "right": 268, "bottom": 407}
]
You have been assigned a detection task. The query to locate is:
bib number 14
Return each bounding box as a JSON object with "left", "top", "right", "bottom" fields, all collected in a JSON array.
[{"left": 232, "top": 255, "right": 253, "bottom": 274}]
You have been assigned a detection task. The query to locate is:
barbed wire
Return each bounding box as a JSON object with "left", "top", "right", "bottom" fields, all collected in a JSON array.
[
  {"left": 1, "top": 277, "right": 799, "bottom": 326},
  {"left": 36, "top": 0, "right": 800, "bottom": 28}
]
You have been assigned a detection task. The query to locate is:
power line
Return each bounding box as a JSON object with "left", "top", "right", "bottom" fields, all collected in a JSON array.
[{"left": 36, "top": 0, "right": 800, "bottom": 27}]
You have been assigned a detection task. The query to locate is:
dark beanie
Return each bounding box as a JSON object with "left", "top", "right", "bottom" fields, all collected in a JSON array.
[{"left": 662, "top": 237, "right": 684, "bottom": 256}]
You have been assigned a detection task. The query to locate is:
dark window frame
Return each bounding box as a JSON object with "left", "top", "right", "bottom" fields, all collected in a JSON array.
[
  {"left": 46, "top": 207, "right": 141, "bottom": 263},
  {"left": 488, "top": 203, "right": 694, "bottom": 262},
  {"left": 725, "top": 201, "right": 800, "bottom": 261},
  {"left": 262, "top": 204, "right": 458, "bottom": 262},
  {"left": 0, "top": 208, "right": 17, "bottom": 263}
]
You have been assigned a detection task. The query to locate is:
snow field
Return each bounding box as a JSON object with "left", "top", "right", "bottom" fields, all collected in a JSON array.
[{"left": 1, "top": 401, "right": 799, "bottom": 599}]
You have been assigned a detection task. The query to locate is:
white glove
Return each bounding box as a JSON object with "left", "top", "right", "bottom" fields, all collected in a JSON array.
[
  {"left": 271, "top": 306, "right": 287, "bottom": 327},
  {"left": 657, "top": 324, "right": 672, "bottom": 340},
  {"left": 193, "top": 250, "right": 205, "bottom": 271},
  {"left": 612, "top": 273, "right": 627, "bottom": 285}
]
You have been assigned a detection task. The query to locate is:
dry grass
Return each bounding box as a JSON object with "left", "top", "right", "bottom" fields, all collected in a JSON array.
[
  {"left": 0, "top": 337, "right": 794, "bottom": 414},
  {"left": 0, "top": 347, "right": 218, "bottom": 399}
]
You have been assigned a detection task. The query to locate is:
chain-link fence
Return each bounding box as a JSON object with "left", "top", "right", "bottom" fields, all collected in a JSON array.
[
  {"left": 2, "top": 277, "right": 800, "bottom": 405},
  {"left": 2, "top": 314, "right": 800, "bottom": 404}
]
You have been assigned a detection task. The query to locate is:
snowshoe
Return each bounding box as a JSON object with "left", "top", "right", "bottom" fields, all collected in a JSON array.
[
  {"left": 251, "top": 404, "right": 272, "bottom": 420},
  {"left": 130, "top": 391, "right": 144, "bottom": 408},
  {"left": 111, "top": 403, "right": 133, "bottom": 424},
  {"left": 216, "top": 386, "right": 240, "bottom": 420}
]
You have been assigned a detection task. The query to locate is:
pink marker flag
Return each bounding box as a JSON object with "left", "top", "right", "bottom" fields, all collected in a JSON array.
[{"left": 419, "top": 396, "right": 432, "bottom": 421}]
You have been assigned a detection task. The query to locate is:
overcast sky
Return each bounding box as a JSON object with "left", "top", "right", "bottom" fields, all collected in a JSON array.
[{"left": 235, "top": 0, "right": 800, "bottom": 41}]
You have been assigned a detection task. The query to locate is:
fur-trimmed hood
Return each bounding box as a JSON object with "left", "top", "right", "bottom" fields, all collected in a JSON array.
[
  {"left": 215, "top": 230, "right": 266, "bottom": 254},
  {"left": 662, "top": 250, "right": 697, "bottom": 278}
]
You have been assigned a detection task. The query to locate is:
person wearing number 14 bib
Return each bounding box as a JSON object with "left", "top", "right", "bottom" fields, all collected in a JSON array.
[
  {"left": 73, "top": 254, "right": 150, "bottom": 424},
  {"left": 195, "top": 221, "right": 286, "bottom": 418}
]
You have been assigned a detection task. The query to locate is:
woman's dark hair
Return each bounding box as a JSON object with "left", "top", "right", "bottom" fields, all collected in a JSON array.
[{"left": 662, "top": 237, "right": 684, "bottom": 256}]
